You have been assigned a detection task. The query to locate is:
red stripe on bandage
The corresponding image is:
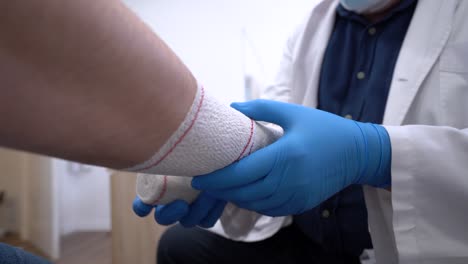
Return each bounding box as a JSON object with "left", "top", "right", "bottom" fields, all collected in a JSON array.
[
  {"left": 153, "top": 175, "right": 168, "bottom": 204},
  {"left": 236, "top": 119, "right": 254, "bottom": 161},
  {"left": 137, "top": 87, "right": 205, "bottom": 172},
  {"left": 248, "top": 139, "right": 255, "bottom": 156}
]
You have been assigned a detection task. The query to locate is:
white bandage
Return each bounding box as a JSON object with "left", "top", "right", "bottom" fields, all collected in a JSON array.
[
  {"left": 126, "top": 83, "right": 275, "bottom": 176},
  {"left": 126, "top": 82, "right": 283, "bottom": 205},
  {"left": 136, "top": 174, "right": 197, "bottom": 205},
  {"left": 131, "top": 83, "right": 282, "bottom": 238},
  {"left": 136, "top": 122, "right": 282, "bottom": 205}
]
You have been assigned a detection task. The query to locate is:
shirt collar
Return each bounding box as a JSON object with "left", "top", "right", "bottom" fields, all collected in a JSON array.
[{"left": 336, "top": 0, "right": 417, "bottom": 25}]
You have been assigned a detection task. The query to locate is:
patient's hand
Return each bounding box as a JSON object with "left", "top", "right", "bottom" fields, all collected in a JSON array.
[{"left": 132, "top": 194, "right": 226, "bottom": 228}]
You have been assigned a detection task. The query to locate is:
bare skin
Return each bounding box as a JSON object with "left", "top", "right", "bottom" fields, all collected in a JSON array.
[{"left": 0, "top": 0, "right": 196, "bottom": 169}]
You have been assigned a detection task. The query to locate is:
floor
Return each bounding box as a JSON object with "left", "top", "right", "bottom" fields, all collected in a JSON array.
[
  {"left": 0, "top": 232, "right": 111, "bottom": 264},
  {"left": 56, "top": 232, "right": 111, "bottom": 264}
]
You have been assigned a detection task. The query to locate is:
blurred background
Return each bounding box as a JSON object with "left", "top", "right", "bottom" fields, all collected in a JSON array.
[{"left": 0, "top": 0, "right": 317, "bottom": 263}]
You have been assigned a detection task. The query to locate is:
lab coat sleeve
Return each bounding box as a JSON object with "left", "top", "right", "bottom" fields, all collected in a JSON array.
[{"left": 385, "top": 125, "right": 468, "bottom": 261}]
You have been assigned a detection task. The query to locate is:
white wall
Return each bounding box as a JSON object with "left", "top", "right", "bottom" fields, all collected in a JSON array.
[
  {"left": 56, "top": 159, "right": 111, "bottom": 235},
  {"left": 123, "top": 0, "right": 319, "bottom": 103}
]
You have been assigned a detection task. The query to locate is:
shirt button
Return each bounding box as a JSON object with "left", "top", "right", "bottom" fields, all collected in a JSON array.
[
  {"left": 357, "top": 71, "right": 366, "bottom": 80},
  {"left": 344, "top": 114, "right": 353, "bottom": 120},
  {"left": 321, "top": 209, "right": 331, "bottom": 219},
  {"left": 368, "top": 27, "right": 377, "bottom": 35}
]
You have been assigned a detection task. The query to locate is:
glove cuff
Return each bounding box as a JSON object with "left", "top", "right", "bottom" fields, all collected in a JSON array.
[{"left": 355, "top": 122, "right": 392, "bottom": 188}]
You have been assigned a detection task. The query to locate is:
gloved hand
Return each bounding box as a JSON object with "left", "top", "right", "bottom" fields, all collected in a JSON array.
[
  {"left": 192, "top": 100, "right": 391, "bottom": 217},
  {"left": 132, "top": 192, "right": 227, "bottom": 228}
]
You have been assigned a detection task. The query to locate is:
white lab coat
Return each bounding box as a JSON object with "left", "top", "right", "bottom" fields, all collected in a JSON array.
[{"left": 212, "top": 0, "right": 468, "bottom": 262}]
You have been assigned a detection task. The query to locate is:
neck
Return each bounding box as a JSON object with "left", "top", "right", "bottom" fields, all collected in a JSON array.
[{"left": 363, "top": 0, "right": 401, "bottom": 23}]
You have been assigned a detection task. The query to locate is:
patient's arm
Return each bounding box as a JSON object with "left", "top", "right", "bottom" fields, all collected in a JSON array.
[
  {"left": 0, "top": 0, "right": 195, "bottom": 168},
  {"left": 0, "top": 0, "right": 283, "bottom": 181}
]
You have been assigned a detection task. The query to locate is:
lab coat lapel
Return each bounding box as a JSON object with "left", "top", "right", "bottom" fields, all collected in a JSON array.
[
  {"left": 383, "top": 0, "right": 457, "bottom": 125},
  {"left": 296, "top": 0, "right": 338, "bottom": 108}
]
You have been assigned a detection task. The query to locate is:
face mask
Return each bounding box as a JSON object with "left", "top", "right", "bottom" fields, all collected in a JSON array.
[{"left": 340, "top": 0, "right": 393, "bottom": 14}]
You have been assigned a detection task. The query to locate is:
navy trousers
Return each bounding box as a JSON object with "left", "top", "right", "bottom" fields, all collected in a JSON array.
[
  {"left": 157, "top": 224, "right": 361, "bottom": 264},
  {"left": 0, "top": 243, "right": 51, "bottom": 264}
]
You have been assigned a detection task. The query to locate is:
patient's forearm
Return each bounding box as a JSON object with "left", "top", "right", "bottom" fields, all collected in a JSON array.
[{"left": 0, "top": 0, "right": 195, "bottom": 168}]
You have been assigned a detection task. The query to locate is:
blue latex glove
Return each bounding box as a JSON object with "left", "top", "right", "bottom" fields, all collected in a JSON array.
[
  {"left": 192, "top": 100, "right": 391, "bottom": 216},
  {"left": 132, "top": 192, "right": 226, "bottom": 228}
]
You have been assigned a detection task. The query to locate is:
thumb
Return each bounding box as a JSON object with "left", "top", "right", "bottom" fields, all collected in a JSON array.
[{"left": 231, "top": 99, "right": 297, "bottom": 129}]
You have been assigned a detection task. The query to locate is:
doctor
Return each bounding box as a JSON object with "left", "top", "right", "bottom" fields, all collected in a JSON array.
[{"left": 189, "top": 0, "right": 468, "bottom": 263}]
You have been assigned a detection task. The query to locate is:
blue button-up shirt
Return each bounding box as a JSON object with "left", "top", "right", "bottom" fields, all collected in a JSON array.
[{"left": 293, "top": 0, "right": 417, "bottom": 256}]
